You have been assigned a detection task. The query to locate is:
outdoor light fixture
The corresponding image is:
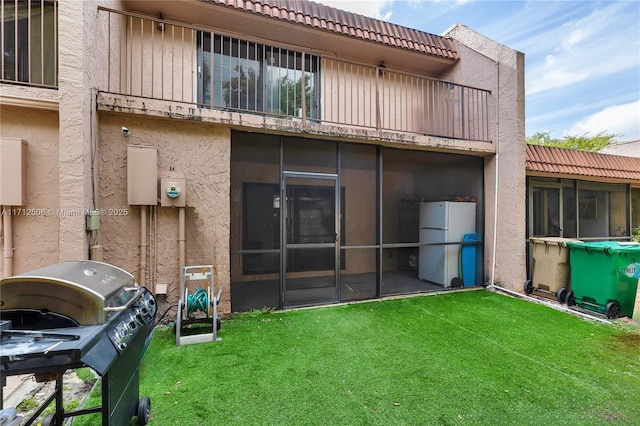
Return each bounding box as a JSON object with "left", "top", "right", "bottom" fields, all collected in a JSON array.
[{"left": 157, "top": 13, "right": 165, "bottom": 32}]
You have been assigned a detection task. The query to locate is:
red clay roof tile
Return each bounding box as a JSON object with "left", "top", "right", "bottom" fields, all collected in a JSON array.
[
  {"left": 526, "top": 144, "right": 640, "bottom": 183},
  {"left": 200, "top": 0, "right": 458, "bottom": 61}
]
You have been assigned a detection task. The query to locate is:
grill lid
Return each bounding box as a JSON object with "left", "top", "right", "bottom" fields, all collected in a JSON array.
[{"left": 0, "top": 261, "right": 136, "bottom": 325}]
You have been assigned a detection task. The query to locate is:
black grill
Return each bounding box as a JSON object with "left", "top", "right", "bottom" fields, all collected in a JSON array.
[{"left": 0, "top": 261, "right": 157, "bottom": 426}]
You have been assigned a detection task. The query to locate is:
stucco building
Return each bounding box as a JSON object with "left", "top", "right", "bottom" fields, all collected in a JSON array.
[{"left": 0, "top": 0, "right": 526, "bottom": 313}]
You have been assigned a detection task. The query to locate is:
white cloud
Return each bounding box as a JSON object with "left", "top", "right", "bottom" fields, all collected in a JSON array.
[
  {"left": 560, "top": 28, "right": 586, "bottom": 51},
  {"left": 525, "top": 2, "right": 639, "bottom": 95},
  {"left": 567, "top": 100, "right": 640, "bottom": 141},
  {"left": 535, "top": 69, "right": 589, "bottom": 92},
  {"left": 314, "top": 0, "right": 394, "bottom": 20}
]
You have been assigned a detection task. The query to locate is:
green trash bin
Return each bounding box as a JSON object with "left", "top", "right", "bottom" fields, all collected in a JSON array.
[{"left": 565, "top": 241, "right": 640, "bottom": 319}]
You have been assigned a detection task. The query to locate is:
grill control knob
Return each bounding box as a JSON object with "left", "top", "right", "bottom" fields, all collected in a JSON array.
[
  {"left": 113, "top": 325, "right": 128, "bottom": 351},
  {"left": 107, "top": 290, "right": 157, "bottom": 353}
]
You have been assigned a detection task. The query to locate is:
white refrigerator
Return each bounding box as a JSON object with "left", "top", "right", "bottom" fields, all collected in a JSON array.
[{"left": 418, "top": 201, "right": 476, "bottom": 287}]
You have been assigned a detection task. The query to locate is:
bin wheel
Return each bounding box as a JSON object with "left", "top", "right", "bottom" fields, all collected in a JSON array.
[
  {"left": 557, "top": 288, "right": 567, "bottom": 304},
  {"left": 564, "top": 291, "right": 575, "bottom": 306},
  {"left": 605, "top": 301, "right": 620, "bottom": 319},
  {"left": 523, "top": 280, "right": 533, "bottom": 295},
  {"left": 42, "top": 413, "right": 57, "bottom": 426},
  {"left": 137, "top": 396, "right": 151, "bottom": 425}
]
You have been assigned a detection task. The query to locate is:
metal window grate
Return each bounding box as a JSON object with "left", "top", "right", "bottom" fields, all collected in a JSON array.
[{"left": 0, "top": 0, "right": 58, "bottom": 88}]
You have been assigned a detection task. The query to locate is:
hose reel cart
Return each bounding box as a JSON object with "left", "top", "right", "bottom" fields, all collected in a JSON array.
[{"left": 176, "top": 265, "right": 221, "bottom": 346}]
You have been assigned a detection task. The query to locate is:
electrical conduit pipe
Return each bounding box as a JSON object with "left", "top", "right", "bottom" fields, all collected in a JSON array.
[
  {"left": 178, "top": 207, "right": 185, "bottom": 273},
  {"left": 140, "top": 205, "right": 147, "bottom": 287},
  {"left": 2, "top": 208, "right": 12, "bottom": 278}
]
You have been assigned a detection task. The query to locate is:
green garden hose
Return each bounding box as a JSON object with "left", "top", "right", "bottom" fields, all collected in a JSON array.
[{"left": 186, "top": 288, "right": 209, "bottom": 318}]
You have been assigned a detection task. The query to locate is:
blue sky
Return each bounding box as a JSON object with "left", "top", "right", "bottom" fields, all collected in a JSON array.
[{"left": 315, "top": 0, "right": 640, "bottom": 142}]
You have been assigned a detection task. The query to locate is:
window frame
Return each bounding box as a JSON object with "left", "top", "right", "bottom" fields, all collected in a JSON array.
[
  {"left": 1, "top": 0, "right": 58, "bottom": 87},
  {"left": 196, "top": 32, "right": 319, "bottom": 119}
]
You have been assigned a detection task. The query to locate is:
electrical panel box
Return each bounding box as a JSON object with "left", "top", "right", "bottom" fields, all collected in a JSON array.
[
  {"left": 0, "top": 138, "right": 27, "bottom": 206},
  {"left": 159, "top": 172, "right": 186, "bottom": 207},
  {"left": 127, "top": 145, "right": 158, "bottom": 205}
]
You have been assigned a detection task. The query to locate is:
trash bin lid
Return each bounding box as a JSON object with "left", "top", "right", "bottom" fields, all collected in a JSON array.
[
  {"left": 530, "top": 237, "right": 580, "bottom": 247},
  {"left": 565, "top": 241, "right": 640, "bottom": 254}
]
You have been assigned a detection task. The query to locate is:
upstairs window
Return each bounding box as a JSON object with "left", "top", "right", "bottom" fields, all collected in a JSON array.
[
  {"left": 197, "top": 33, "right": 318, "bottom": 119},
  {"left": 1, "top": 0, "right": 57, "bottom": 86}
]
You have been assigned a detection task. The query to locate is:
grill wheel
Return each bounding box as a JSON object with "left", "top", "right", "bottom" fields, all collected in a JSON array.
[
  {"left": 42, "top": 413, "right": 57, "bottom": 426},
  {"left": 137, "top": 396, "right": 151, "bottom": 425}
]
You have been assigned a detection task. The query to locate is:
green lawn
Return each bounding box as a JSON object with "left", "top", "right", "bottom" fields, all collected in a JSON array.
[{"left": 77, "top": 290, "right": 640, "bottom": 425}]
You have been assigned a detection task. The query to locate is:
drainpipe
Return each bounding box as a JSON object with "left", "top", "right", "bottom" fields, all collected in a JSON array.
[
  {"left": 2, "top": 208, "right": 13, "bottom": 278},
  {"left": 178, "top": 207, "right": 186, "bottom": 273},
  {"left": 90, "top": 88, "right": 102, "bottom": 253},
  {"left": 489, "top": 59, "right": 500, "bottom": 288},
  {"left": 140, "top": 205, "right": 147, "bottom": 287}
]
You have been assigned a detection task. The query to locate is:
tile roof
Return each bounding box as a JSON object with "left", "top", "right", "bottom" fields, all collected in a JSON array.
[
  {"left": 200, "top": 0, "right": 459, "bottom": 61},
  {"left": 526, "top": 144, "right": 640, "bottom": 183}
]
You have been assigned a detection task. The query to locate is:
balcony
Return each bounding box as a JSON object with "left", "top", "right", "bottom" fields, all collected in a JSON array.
[{"left": 97, "top": 7, "right": 491, "bottom": 142}]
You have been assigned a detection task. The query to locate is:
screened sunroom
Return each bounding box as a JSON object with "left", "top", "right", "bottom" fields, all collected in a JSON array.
[{"left": 230, "top": 131, "right": 485, "bottom": 311}]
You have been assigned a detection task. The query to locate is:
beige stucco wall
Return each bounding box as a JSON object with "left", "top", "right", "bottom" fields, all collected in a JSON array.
[
  {"left": 444, "top": 24, "right": 527, "bottom": 291},
  {"left": 57, "top": 0, "right": 94, "bottom": 260},
  {"left": 0, "top": 105, "right": 60, "bottom": 276},
  {"left": 0, "top": 0, "right": 120, "bottom": 276},
  {"left": 55, "top": 0, "right": 123, "bottom": 261},
  {"left": 98, "top": 113, "right": 231, "bottom": 312}
]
